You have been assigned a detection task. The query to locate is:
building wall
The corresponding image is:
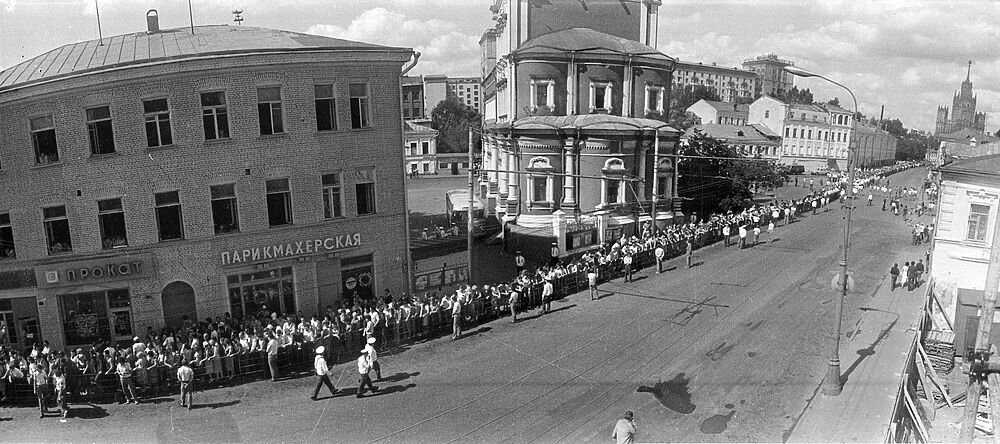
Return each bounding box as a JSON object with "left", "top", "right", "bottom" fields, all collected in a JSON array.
[
  {"left": 0, "top": 58, "right": 409, "bottom": 349},
  {"left": 405, "top": 131, "right": 438, "bottom": 174},
  {"left": 931, "top": 175, "right": 1000, "bottom": 329},
  {"left": 515, "top": 62, "right": 570, "bottom": 118},
  {"left": 524, "top": 0, "right": 642, "bottom": 42},
  {"left": 673, "top": 63, "right": 757, "bottom": 102},
  {"left": 747, "top": 96, "right": 787, "bottom": 136}
]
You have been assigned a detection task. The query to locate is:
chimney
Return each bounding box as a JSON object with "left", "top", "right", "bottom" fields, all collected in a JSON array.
[{"left": 146, "top": 9, "right": 160, "bottom": 33}]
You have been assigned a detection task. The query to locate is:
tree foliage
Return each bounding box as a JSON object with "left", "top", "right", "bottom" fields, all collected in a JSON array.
[
  {"left": 776, "top": 85, "right": 814, "bottom": 105},
  {"left": 678, "top": 130, "right": 785, "bottom": 215},
  {"left": 668, "top": 85, "right": 721, "bottom": 130},
  {"left": 430, "top": 98, "right": 482, "bottom": 153}
]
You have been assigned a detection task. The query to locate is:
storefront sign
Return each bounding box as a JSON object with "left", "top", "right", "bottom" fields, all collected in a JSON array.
[
  {"left": 0, "top": 269, "right": 37, "bottom": 290},
  {"left": 36, "top": 255, "right": 151, "bottom": 288},
  {"left": 221, "top": 233, "right": 362, "bottom": 266}
]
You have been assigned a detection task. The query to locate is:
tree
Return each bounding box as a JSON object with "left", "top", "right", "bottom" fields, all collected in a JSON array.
[
  {"left": 668, "top": 85, "right": 721, "bottom": 130},
  {"left": 430, "top": 98, "right": 482, "bottom": 153},
  {"left": 776, "top": 85, "right": 813, "bottom": 104},
  {"left": 678, "top": 130, "right": 784, "bottom": 215},
  {"left": 826, "top": 97, "right": 841, "bottom": 107}
]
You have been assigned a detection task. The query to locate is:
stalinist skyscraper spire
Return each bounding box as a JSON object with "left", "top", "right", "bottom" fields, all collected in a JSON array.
[{"left": 935, "top": 61, "right": 987, "bottom": 135}]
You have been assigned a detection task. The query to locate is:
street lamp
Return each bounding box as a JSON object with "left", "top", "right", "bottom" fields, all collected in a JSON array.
[{"left": 784, "top": 64, "right": 858, "bottom": 396}]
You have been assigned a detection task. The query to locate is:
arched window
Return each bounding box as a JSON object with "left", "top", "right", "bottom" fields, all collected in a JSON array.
[
  {"left": 602, "top": 158, "right": 626, "bottom": 205},
  {"left": 526, "top": 157, "right": 555, "bottom": 205}
]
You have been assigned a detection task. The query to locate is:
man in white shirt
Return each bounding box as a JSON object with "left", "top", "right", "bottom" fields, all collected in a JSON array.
[
  {"left": 177, "top": 362, "right": 194, "bottom": 409},
  {"left": 266, "top": 333, "right": 280, "bottom": 382},
  {"left": 541, "top": 279, "right": 554, "bottom": 314},
  {"left": 654, "top": 245, "right": 665, "bottom": 273},
  {"left": 356, "top": 349, "right": 378, "bottom": 398},
  {"left": 622, "top": 253, "right": 633, "bottom": 283},
  {"left": 311, "top": 346, "right": 339, "bottom": 400},
  {"left": 612, "top": 411, "right": 637, "bottom": 444},
  {"left": 722, "top": 225, "right": 731, "bottom": 247},
  {"left": 364, "top": 337, "right": 382, "bottom": 381},
  {"left": 588, "top": 270, "right": 599, "bottom": 301},
  {"left": 738, "top": 225, "right": 748, "bottom": 249}
]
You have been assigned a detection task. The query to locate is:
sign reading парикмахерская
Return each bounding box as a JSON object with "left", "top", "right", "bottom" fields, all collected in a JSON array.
[{"left": 220, "top": 233, "right": 362, "bottom": 266}]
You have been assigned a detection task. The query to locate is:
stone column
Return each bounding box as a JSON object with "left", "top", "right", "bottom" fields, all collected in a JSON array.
[
  {"left": 506, "top": 140, "right": 519, "bottom": 216},
  {"left": 561, "top": 137, "right": 578, "bottom": 212}
]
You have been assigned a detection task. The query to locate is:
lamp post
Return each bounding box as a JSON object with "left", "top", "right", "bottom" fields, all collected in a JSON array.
[{"left": 784, "top": 65, "right": 858, "bottom": 396}]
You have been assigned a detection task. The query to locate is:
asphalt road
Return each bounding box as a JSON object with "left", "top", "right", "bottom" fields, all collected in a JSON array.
[{"left": 1, "top": 168, "right": 929, "bottom": 443}]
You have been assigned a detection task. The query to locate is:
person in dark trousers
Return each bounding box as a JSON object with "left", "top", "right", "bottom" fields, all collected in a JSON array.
[
  {"left": 622, "top": 252, "right": 633, "bottom": 282},
  {"left": 451, "top": 298, "right": 463, "bottom": 340},
  {"left": 914, "top": 259, "right": 926, "bottom": 288},
  {"left": 177, "top": 362, "right": 194, "bottom": 409},
  {"left": 889, "top": 263, "right": 900, "bottom": 291},
  {"left": 686, "top": 239, "right": 694, "bottom": 268},
  {"left": 356, "top": 349, "right": 378, "bottom": 398},
  {"left": 882, "top": 198, "right": 887, "bottom": 211},
  {"left": 906, "top": 262, "right": 917, "bottom": 291},
  {"left": 311, "top": 346, "right": 339, "bottom": 400},
  {"left": 655, "top": 245, "right": 665, "bottom": 273}
]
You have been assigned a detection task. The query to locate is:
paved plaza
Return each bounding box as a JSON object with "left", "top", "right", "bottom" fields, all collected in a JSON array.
[{"left": 1, "top": 168, "right": 930, "bottom": 443}]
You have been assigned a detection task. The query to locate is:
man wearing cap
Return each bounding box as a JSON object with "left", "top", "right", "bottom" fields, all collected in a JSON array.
[
  {"left": 357, "top": 349, "right": 378, "bottom": 398},
  {"left": 364, "top": 337, "right": 382, "bottom": 381},
  {"left": 612, "top": 411, "right": 637, "bottom": 444},
  {"left": 311, "top": 346, "right": 339, "bottom": 400}
]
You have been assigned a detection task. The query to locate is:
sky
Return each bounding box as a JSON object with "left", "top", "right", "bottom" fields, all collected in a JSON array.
[{"left": 1, "top": 0, "right": 999, "bottom": 133}]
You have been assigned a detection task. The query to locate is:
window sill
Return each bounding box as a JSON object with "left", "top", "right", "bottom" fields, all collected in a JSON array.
[
  {"left": 146, "top": 144, "right": 177, "bottom": 152},
  {"left": 31, "top": 161, "right": 64, "bottom": 170},
  {"left": 356, "top": 213, "right": 379, "bottom": 218},
  {"left": 47, "top": 250, "right": 74, "bottom": 256},
  {"left": 324, "top": 216, "right": 347, "bottom": 221},
  {"left": 204, "top": 137, "right": 233, "bottom": 145},
  {"left": 349, "top": 126, "right": 376, "bottom": 132},
  {"left": 269, "top": 223, "right": 293, "bottom": 228},
  {"left": 316, "top": 129, "right": 342, "bottom": 135},
  {"left": 158, "top": 237, "right": 186, "bottom": 243},
  {"left": 259, "top": 133, "right": 288, "bottom": 139},
  {"left": 214, "top": 230, "right": 241, "bottom": 236},
  {"left": 89, "top": 152, "right": 119, "bottom": 160}
]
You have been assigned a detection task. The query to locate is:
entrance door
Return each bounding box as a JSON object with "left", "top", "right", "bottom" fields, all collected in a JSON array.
[
  {"left": 161, "top": 281, "right": 198, "bottom": 330},
  {"left": 341, "top": 265, "right": 375, "bottom": 307},
  {"left": 451, "top": 163, "right": 459, "bottom": 175}
]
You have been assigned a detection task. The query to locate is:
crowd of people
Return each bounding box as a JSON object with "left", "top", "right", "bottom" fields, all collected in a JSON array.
[{"left": 0, "top": 161, "right": 926, "bottom": 417}]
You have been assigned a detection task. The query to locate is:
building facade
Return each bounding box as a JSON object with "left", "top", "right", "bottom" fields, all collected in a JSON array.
[
  {"left": 748, "top": 96, "right": 853, "bottom": 172},
  {"left": 853, "top": 123, "right": 898, "bottom": 169},
  {"left": 404, "top": 121, "right": 439, "bottom": 175},
  {"left": 672, "top": 61, "right": 757, "bottom": 103},
  {"left": 479, "top": 0, "right": 679, "bottom": 262},
  {"left": 935, "top": 62, "right": 987, "bottom": 136},
  {"left": 403, "top": 75, "right": 482, "bottom": 120},
  {"left": 929, "top": 155, "right": 1000, "bottom": 353},
  {"left": 742, "top": 54, "right": 795, "bottom": 98},
  {"left": 0, "top": 20, "right": 413, "bottom": 350},
  {"left": 687, "top": 99, "right": 749, "bottom": 126},
  {"left": 402, "top": 76, "right": 426, "bottom": 121}
]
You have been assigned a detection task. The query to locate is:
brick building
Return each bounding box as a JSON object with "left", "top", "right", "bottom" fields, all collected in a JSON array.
[{"left": 0, "top": 17, "right": 413, "bottom": 350}]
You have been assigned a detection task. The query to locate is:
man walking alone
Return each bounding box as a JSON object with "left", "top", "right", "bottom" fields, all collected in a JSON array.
[
  {"left": 541, "top": 279, "right": 553, "bottom": 314},
  {"left": 356, "top": 349, "right": 378, "bottom": 398}
]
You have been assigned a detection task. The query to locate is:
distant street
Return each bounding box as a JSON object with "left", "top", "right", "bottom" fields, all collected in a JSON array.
[{"left": 2, "top": 167, "right": 929, "bottom": 443}]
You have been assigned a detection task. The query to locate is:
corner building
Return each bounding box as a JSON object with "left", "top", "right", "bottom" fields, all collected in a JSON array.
[{"left": 0, "top": 21, "right": 413, "bottom": 350}]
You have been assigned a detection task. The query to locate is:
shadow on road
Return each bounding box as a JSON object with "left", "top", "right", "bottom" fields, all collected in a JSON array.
[
  {"left": 193, "top": 400, "right": 241, "bottom": 410},
  {"left": 380, "top": 372, "right": 421, "bottom": 383},
  {"left": 841, "top": 314, "right": 898, "bottom": 384},
  {"left": 70, "top": 404, "right": 108, "bottom": 419},
  {"left": 637, "top": 373, "right": 697, "bottom": 414}
]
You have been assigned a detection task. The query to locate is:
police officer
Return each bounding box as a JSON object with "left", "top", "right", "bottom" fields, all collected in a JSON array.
[{"left": 311, "top": 346, "right": 339, "bottom": 400}]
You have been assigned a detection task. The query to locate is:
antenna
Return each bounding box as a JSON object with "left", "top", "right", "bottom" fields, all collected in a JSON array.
[
  {"left": 95, "top": 0, "right": 104, "bottom": 45},
  {"left": 188, "top": 0, "right": 195, "bottom": 34},
  {"left": 233, "top": 9, "right": 244, "bottom": 25}
]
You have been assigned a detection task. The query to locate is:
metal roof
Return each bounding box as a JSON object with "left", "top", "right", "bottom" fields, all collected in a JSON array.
[
  {"left": 405, "top": 121, "right": 438, "bottom": 134},
  {"left": 485, "top": 114, "right": 677, "bottom": 136},
  {"left": 939, "top": 153, "right": 1000, "bottom": 179},
  {"left": 681, "top": 124, "right": 778, "bottom": 145},
  {"left": 511, "top": 28, "right": 674, "bottom": 67},
  {"left": 0, "top": 25, "right": 410, "bottom": 92}
]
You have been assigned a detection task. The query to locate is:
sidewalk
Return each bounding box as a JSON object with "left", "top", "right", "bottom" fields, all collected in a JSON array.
[{"left": 787, "top": 239, "right": 930, "bottom": 441}]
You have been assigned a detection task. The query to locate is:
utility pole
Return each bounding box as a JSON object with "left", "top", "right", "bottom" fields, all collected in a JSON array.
[
  {"left": 467, "top": 126, "right": 476, "bottom": 286},
  {"left": 960, "top": 199, "right": 1000, "bottom": 441}
]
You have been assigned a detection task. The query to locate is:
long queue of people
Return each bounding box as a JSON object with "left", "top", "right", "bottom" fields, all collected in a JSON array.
[{"left": 0, "top": 161, "right": 924, "bottom": 416}]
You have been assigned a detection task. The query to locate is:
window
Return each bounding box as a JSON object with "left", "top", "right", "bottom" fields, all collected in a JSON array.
[
  {"left": 590, "top": 81, "right": 613, "bottom": 111},
  {"left": 407, "top": 142, "right": 417, "bottom": 156},
  {"left": 143, "top": 98, "right": 173, "bottom": 147},
  {"left": 0, "top": 300, "right": 17, "bottom": 345},
  {"left": 61, "top": 289, "right": 133, "bottom": 346},
  {"left": 315, "top": 84, "right": 337, "bottom": 131},
  {"left": 605, "top": 179, "right": 621, "bottom": 204},
  {"left": 227, "top": 267, "right": 295, "bottom": 319},
  {"left": 792, "top": 129, "right": 797, "bottom": 138},
  {"left": 784, "top": 128, "right": 790, "bottom": 138},
  {"left": 265, "top": 178, "right": 293, "bottom": 227},
  {"left": 645, "top": 85, "right": 665, "bottom": 114},
  {"left": 201, "top": 91, "right": 230, "bottom": 140},
  {"left": 422, "top": 141, "right": 430, "bottom": 155},
  {"left": 355, "top": 167, "right": 377, "bottom": 215},
  {"left": 257, "top": 87, "right": 284, "bottom": 135},
  {"left": 765, "top": 110, "right": 770, "bottom": 118},
  {"left": 30, "top": 115, "right": 59, "bottom": 164},
  {"left": 807, "top": 130, "right": 813, "bottom": 139},
  {"left": 43, "top": 205, "right": 72, "bottom": 254},
  {"left": 530, "top": 79, "right": 555, "bottom": 111},
  {"left": 322, "top": 173, "right": 343, "bottom": 219},
  {"left": 349, "top": 83, "right": 371, "bottom": 129},
  {"left": 86, "top": 106, "right": 115, "bottom": 155},
  {"left": 154, "top": 191, "right": 184, "bottom": 241},
  {"left": 968, "top": 203, "right": 991, "bottom": 241},
  {"left": 0, "top": 213, "right": 14, "bottom": 259},
  {"left": 98, "top": 198, "right": 128, "bottom": 249},
  {"left": 531, "top": 176, "right": 548, "bottom": 203},
  {"left": 210, "top": 184, "right": 239, "bottom": 234}
]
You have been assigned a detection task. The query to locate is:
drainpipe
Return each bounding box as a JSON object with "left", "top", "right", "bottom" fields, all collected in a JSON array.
[{"left": 399, "top": 51, "right": 421, "bottom": 298}]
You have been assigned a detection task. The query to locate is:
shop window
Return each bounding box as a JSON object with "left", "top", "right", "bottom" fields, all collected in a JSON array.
[
  {"left": 154, "top": 191, "right": 184, "bottom": 241},
  {"left": 43, "top": 205, "right": 72, "bottom": 254},
  {"left": 143, "top": 98, "right": 173, "bottom": 147},
  {"left": 60, "top": 289, "right": 132, "bottom": 347},
  {"left": 322, "top": 173, "right": 343, "bottom": 219},
  {"left": 0, "top": 213, "right": 13, "bottom": 259},
  {"left": 968, "top": 203, "right": 991, "bottom": 242},
  {"left": 98, "top": 198, "right": 128, "bottom": 249},
  {"left": 227, "top": 267, "right": 295, "bottom": 320},
  {"left": 30, "top": 115, "right": 59, "bottom": 164},
  {"left": 86, "top": 105, "right": 115, "bottom": 155},
  {"left": 315, "top": 84, "right": 337, "bottom": 132},
  {"left": 257, "top": 86, "right": 284, "bottom": 135},
  {"left": 266, "top": 178, "right": 293, "bottom": 227},
  {"left": 201, "top": 91, "right": 230, "bottom": 140},
  {"left": 349, "top": 83, "right": 371, "bottom": 129},
  {"left": 211, "top": 184, "right": 240, "bottom": 234},
  {"left": 355, "top": 167, "right": 377, "bottom": 215}
]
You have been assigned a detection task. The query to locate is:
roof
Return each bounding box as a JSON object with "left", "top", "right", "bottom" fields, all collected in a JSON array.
[
  {"left": 821, "top": 103, "right": 852, "bottom": 114},
  {"left": 404, "top": 121, "right": 438, "bottom": 134},
  {"left": 938, "top": 128, "right": 999, "bottom": 144},
  {"left": 486, "top": 114, "right": 678, "bottom": 136},
  {"left": 696, "top": 100, "right": 749, "bottom": 114},
  {"left": 681, "top": 124, "right": 778, "bottom": 145},
  {"left": 674, "top": 61, "right": 756, "bottom": 75},
  {"left": 788, "top": 103, "right": 827, "bottom": 113},
  {"left": 511, "top": 28, "right": 674, "bottom": 67},
  {"left": 750, "top": 123, "right": 778, "bottom": 137},
  {"left": 939, "top": 153, "right": 1000, "bottom": 180},
  {"left": 0, "top": 25, "right": 410, "bottom": 92}
]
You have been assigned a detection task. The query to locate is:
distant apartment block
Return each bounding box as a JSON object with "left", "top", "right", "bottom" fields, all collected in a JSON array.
[
  {"left": 742, "top": 53, "right": 795, "bottom": 97},
  {"left": 402, "top": 75, "right": 483, "bottom": 120},
  {"left": 673, "top": 61, "right": 758, "bottom": 102}
]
